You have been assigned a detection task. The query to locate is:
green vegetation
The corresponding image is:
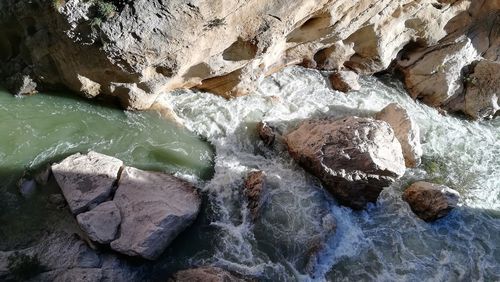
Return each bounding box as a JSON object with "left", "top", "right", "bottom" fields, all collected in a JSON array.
[
  {"left": 7, "top": 253, "right": 46, "bottom": 281},
  {"left": 94, "top": 0, "right": 117, "bottom": 19}
]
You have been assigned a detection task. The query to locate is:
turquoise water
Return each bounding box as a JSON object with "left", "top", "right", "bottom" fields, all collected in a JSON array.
[{"left": 0, "top": 90, "right": 214, "bottom": 249}]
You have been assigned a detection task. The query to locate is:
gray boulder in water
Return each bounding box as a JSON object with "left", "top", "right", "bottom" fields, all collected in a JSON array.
[
  {"left": 110, "top": 167, "right": 201, "bottom": 260},
  {"left": 403, "top": 181, "right": 460, "bottom": 222},
  {"left": 76, "top": 201, "right": 121, "bottom": 244},
  {"left": 52, "top": 151, "right": 123, "bottom": 214},
  {"left": 286, "top": 116, "right": 406, "bottom": 209}
]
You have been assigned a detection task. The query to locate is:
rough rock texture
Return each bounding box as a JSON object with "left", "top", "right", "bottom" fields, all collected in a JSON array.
[
  {"left": 0, "top": 231, "right": 140, "bottom": 282},
  {"left": 52, "top": 151, "right": 123, "bottom": 214},
  {"left": 110, "top": 167, "right": 201, "bottom": 260},
  {"left": 286, "top": 116, "right": 405, "bottom": 209},
  {"left": 257, "top": 122, "right": 276, "bottom": 146},
  {"left": 76, "top": 201, "right": 121, "bottom": 244},
  {"left": 5, "top": 74, "right": 37, "bottom": 96},
  {"left": 403, "top": 181, "right": 460, "bottom": 222},
  {"left": 243, "top": 171, "right": 269, "bottom": 221},
  {"left": 169, "top": 267, "right": 247, "bottom": 282},
  {"left": 0, "top": 0, "right": 473, "bottom": 107},
  {"left": 328, "top": 70, "right": 360, "bottom": 93},
  {"left": 462, "top": 60, "right": 500, "bottom": 119},
  {"left": 376, "top": 103, "right": 423, "bottom": 167},
  {"left": 397, "top": 3, "right": 500, "bottom": 119}
]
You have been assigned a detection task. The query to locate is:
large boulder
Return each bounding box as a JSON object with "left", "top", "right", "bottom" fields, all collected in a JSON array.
[
  {"left": 76, "top": 201, "right": 121, "bottom": 244},
  {"left": 376, "top": 103, "right": 423, "bottom": 167},
  {"left": 286, "top": 116, "right": 405, "bottom": 209},
  {"left": 110, "top": 167, "right": 201, "bottom": 260},
  {"left": 52, "top": 151, "right": 123, "bottom": 214},
  {"left": 169, "top": 267, "right": 246, "bottom": 282},
  {"left": 403, "top": 181, "right": 460, "bottom": 222}
]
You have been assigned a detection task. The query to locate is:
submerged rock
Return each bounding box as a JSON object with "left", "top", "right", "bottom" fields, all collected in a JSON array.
[
  {"left": 286, "top": 116, "right": 405, "bottom": 209},
  {"left": 328, "top": 70, "right": 360, "bottom": 93},
  {"left": 257, "top": 122, "right": 276, "bottom": 146},
  {"left": 76, "top": 201, "right": 121, "bottom": 244},
  {"left": 52, "top": 151, "right": 123, "bottom": 214},
  {"left": 376, "top": 103, "right": 423, "bottom": 167},
  {"left": 18, "top": 178, "right": 37, "bottom": 198},
  {"left": 169, "top": 267, "right": 247, "bottom": 282},
  {"left": 110, "top": 167, "right": 201, "bottom": 260},
  {"left": 403, "top": 181, "right": 460, "bottom": 222},
  {"left": 243, "top": 171, "right": 269, "bottom": 222}
]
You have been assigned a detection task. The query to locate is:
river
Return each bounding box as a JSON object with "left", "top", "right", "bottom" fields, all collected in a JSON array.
[{"left": 1, "top": 66, "right": 499, "bottom": 281}]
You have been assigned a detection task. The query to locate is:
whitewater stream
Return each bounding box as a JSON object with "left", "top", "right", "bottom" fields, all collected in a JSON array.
[{"left": 1, "top": 66, "right": 499, "bottom": 281}]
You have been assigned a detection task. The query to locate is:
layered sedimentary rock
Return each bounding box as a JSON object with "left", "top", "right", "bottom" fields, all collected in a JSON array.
[
  {"left": 397, "top": 2, "right": 499, "bottom": 119},
  {"left": 286, "top": 117, "right": 406, "bottom": 209},
  {"left": 243, "top": 170, "right": 269, "bottom": 221},
  {"left": 0, "top": 0, "right": 473, "bottom": 108},
  {"left": 403, "top": 181, "right": 460, "bottom": 221}
]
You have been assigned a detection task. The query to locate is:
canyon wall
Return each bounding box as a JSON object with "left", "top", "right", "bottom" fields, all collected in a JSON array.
[{"left": 0, "top": 0, "right": 497, "bottom": 117}]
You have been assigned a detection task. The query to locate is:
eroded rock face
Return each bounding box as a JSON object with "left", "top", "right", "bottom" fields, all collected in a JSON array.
[
  {"left": 243, "top": 171, "right": 268, "bottom": 221},
  {"left": 463, "top": 60, "right": 500, "bottom": 119},
  {"left": 286, "top": 117, "right": 406, "bottom": 209},
  {"left": 376, "top": 103, "right": 423, "bottom": 167},
  {"left": 169, "top": 267, "right": 246, "bottom": 282},
  {"left": 398, "top": 7, "right": 500, "bottom": 119},
  {"left": 328, "top": 70, "right": 361, "bottom": 93},
  {"left": 110, "top": 167, "right": 201, "bottom": 260},
  {"left": 52, "top": 151, "right": 123, "bottom": 214},
  {"left": 76, "top": 201, "right": 121, "bottom": 244},
  {"left": 403, "top": 181, "right": 460, "bottom": 221},
  {"left": 0, "top": 0, "right": 472, "bottom": 106}
]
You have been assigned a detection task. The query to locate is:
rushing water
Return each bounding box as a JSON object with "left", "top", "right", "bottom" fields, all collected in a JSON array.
[
  {"left": 0, "top": 90, "right": 214, "bottom": 249},
  {"left": 158, "top": 66, "right": 500, "bottom": 281},
  {"left": 1, "top": 66, "right": 499, "bottom": 281}
]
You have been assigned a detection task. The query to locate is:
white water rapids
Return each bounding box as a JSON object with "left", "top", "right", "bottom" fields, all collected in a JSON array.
[{"left": 159, "top": 66, "right": 500, "bottom": 281}]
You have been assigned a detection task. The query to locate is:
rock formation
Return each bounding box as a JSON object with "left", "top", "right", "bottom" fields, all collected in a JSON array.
[
  {"left": 110, "top": 167, "right": 201, "bottom": 260},
  {"left": 403, "top": 181, "right": 460, "bottom": 221},
  {"left": 376, "top": 103, "right": 423, "bottom": 167},
  {"left": 397, "top": 2, "right": 499, "bottom": 119},
  {"left": 286, "top": 117, "right": 406, "bottom": 209},
  {"left": 51, "top": 152, "right": 201, "bottom": 260},
  {"left": 0, "top": 0, "right": 475, "bottom": 109},
  {"left": 52, "top": 151, "right": 123, "bottom": 214},
  {"left": 76, "top": 201, "right": 121, "bottom": 244}
]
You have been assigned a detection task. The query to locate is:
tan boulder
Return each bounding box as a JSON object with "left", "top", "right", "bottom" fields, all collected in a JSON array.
[
  {"left": 403, "top": 181, "right": 460, "bottom": 222},
  {"left": 243, "top": 171, "right": 269, "bottom": 222},
  {"left": 286, "top": 117, "right": 405, "bottom": 209},
  {"left": 376, "top": 103, "right": 423, "bottom": 167}
]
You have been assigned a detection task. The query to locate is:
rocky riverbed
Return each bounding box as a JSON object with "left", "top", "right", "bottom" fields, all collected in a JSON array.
[{"left": 0, "top": 0, "right": 499, "bottom": 281}]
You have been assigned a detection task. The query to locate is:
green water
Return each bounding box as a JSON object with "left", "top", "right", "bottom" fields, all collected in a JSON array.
[{"left": 0, "top": 89, "right": 214, "bottom": 249}]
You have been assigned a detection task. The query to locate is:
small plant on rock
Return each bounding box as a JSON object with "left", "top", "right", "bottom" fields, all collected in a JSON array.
[{"left": 204, "top": 18, "right": 226, "bottom": 30}]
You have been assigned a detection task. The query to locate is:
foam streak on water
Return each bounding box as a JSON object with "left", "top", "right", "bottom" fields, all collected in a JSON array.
[{"left": 159, "top": 66, "right": 500, "bottom": 281}]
